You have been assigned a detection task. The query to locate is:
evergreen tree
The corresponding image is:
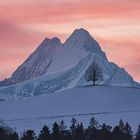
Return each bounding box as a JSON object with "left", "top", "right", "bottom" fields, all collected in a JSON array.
[
  {"left": 21, "top": 129, "right": 36, "bottom": 140},
  {"left": 64, "top": 130, "right": 72, "bottom": 140},
  {"left": 86, "top": 117, "right": 98, "bottom": 140},
  {"left": 75, "top": 123, "right": 85, "bottom": 140},
  {"left": 0, "top": 121, "right": 19, "bottom": 140},
  {"left": 59, "top": 120, "right": 67, "bottom": 140},
  {"left": 0, "top": 127, "right": 9, "bottom": 140},
  {"left": 52, "top": 122, "right": 60, "bottom": 140},
  {"left": 119, "top": 120, "right": 125, "bottom": 131},
  {"left": 9, "top": 132, "right": 19, "bottom": 140},
  {"left": 70, "top": 118, "right": 78, "bottom": 140},
  {"left": 123, "top": 122, "right": 133, "bottom": 140},
  {"left": 112, "top": 120, "right": 133, "bottom": 140},
  {"left": 38, "top": 125, "right": 51, "bottom": 140},
  {"left": 135, "top": 125, "right": 140, "bottom": 140},
  {"left": 112, "top": 125, "right": 125, "bottom": 140},
  {"left": 97, "top": 123, "right": 112, "bottom": 140}
]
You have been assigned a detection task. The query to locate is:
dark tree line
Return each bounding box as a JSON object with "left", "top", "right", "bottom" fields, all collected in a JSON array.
[
  {"left": 0, "top": 121, "right": 19, "bottom": 140},
  {"left": 1, "top": 117, "right": 140, "bottom": 140}
]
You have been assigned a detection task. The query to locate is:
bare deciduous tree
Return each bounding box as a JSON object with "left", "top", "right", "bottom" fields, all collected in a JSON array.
[{"left": 85, "top": 62, "right": 103, "bottom": 86}]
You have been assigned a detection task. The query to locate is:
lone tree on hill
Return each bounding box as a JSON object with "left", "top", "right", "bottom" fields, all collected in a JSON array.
[{"left": 86, "top": 62, "right": 103, "bottom": 86}]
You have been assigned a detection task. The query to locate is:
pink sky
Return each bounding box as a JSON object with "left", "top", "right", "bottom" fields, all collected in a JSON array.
[{"left": 0, "top": 0, "right": 140, "bottom": 82}]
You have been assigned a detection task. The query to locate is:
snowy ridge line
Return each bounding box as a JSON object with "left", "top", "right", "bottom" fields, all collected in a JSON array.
[{"left": 5, "top": 109, "right": 140, "bottom": 122}]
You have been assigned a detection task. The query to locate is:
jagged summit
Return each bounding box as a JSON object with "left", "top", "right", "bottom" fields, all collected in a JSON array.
[
  {"left": 65, "top": 28, "right": 94, "bottom": 44},
  {"left": 42, "top": 37, "right": 61, "bottom": 46},
  {"left": 72, "top": 28, "right": 90, "bottom": 36},
  {"left": 51, "top": 37, "right": 61, "bottom": 44},
  {"left": 64, "top": 28, "right": 102, "bottom": 54}
]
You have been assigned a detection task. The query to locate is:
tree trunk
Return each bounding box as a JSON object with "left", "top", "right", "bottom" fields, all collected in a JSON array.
[
  {"left": 93, "top": 71, "right": 96, "bottom": 86},
  {"left": 93, "top": 80, "right": 95, "bottom": 86}
]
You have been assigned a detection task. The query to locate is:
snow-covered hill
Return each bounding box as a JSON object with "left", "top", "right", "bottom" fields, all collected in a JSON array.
[
  {"left": 0, "top": 86, "right": 140, "bottom": 133},
  {"left": 0, "top": 28, "right": 139, "bottom": 99}
]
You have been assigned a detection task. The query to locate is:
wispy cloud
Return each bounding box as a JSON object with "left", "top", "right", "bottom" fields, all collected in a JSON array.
[{"left": 0, "top": 0, "right": 140, "bottom": 82}]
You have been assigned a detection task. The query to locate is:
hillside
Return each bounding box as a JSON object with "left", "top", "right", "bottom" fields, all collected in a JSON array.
[{"left": 0, "top": 86, "right": 140, "bottom": 133}]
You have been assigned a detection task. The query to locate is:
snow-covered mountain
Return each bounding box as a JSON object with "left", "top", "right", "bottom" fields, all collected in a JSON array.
[
  {"left": 0, "top": 28, "right": 139, "bottom": 100},
  {"left": 8, "top": 37, "right": 61, "bottom": 84}
]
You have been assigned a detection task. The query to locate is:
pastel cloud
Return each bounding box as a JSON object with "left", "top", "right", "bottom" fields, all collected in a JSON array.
[
  {"left": 98, "top": 37, "right": 140, "bottom": 81},
  {"left": 0, "top": 0, "right": 140, "bottom": 82},
  {"left": 0, "top": 0, "right": 140, "bottom": 23}
]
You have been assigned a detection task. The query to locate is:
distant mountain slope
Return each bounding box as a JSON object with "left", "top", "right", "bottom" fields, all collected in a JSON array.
[
  {"left": 0, "top": 28, "right": 139, "bottom": 99},
  {"left": 0, "top": 86, "right": 140, "bottom": 132},
  {"left": 0, "top": 37, "right": 61, "bottom": 85},
  {"left": 0, "top": 52, "right": 136, "bottom": 100}
]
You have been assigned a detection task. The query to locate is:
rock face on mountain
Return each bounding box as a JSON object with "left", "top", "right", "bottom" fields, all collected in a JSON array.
[
  {"left": 0, "top": 28, "right": 139, "bottom": 100},
  {"left": 10, "top": 37, "right": 61, "bottom": 84}
]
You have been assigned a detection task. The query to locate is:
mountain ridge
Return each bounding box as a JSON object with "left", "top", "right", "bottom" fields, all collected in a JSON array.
[
  {"left": 0, "top": 28, "right": 139, "bottom": 100},
  {"left": 0, "top": 37, "right": 62, "bottom": 86}
]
